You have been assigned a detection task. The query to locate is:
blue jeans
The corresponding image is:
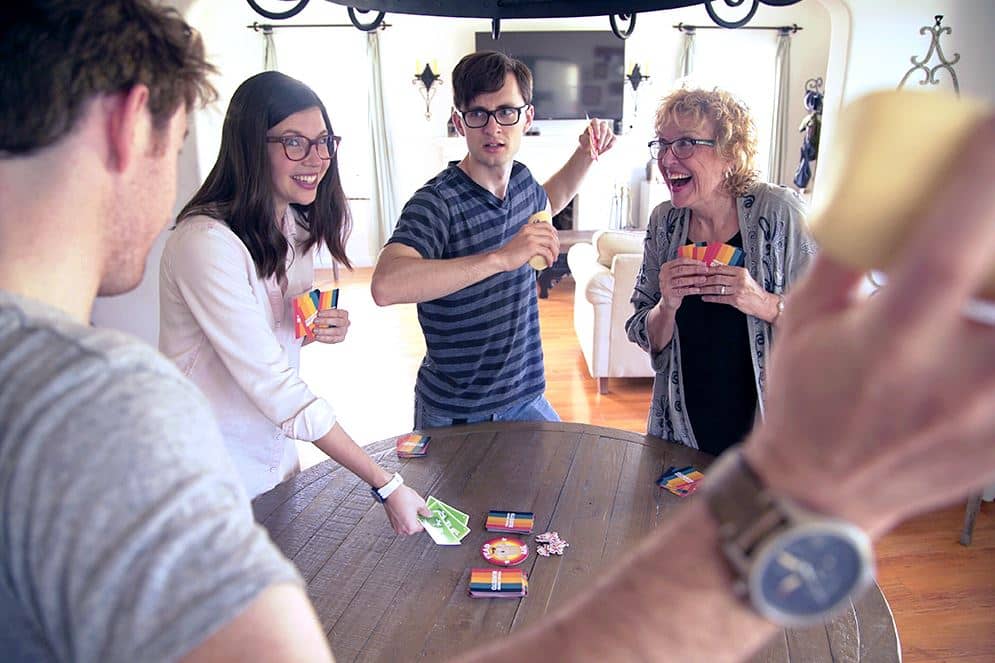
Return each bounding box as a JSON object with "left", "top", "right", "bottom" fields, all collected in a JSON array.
[{"left": 414, "top": 392, "right": 560, "bottom": 429}]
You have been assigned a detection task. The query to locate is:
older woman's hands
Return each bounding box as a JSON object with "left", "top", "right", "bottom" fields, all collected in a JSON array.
[
  {"left": 699, "top": 264, "right": 779, "bottom": 321},
  {"left": 311, "top": 307, "right": 350, "bottom": 344},
  {"left": 656, "top": 256, "right": 709, "bottom": 312}
]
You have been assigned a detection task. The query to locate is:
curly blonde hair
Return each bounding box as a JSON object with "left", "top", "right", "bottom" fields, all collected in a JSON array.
[{"left": 654, "top": 88, "right": 759, "bottom": 197}]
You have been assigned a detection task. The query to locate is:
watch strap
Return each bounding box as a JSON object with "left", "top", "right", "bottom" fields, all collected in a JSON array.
[
  {"left": 704, "top": 449, "right": 791, "bottom": 593},
  {"left": 372, "top": 472, "right": 404, "bottom": 503}
]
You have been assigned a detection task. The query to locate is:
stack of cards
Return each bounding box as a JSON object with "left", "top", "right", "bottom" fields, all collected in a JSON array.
[
  {"left": 656, "top": 465, "right": 705, "bottom": 497},
  {"left": 395, "top": 433, "right": 430, "bottom": 458},
  {"left": 418, "top": 496, "right": 470, "bottom": 545},
  {"left": 485, "top": 510, "right": 534, "bottom": 534},
  {"left": 467, "top": 568, "right": 528, "bottom": 599},
  {"left": 292, "top": 288, "right": 339, "bottom": 339},
  {"left": 678, "top": 242, "right": 745, "bottom": 267}
]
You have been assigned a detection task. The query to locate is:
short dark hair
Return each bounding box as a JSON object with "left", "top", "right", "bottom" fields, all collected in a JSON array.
[
  {"left": 452, "top": 51, "right": 533, "bottom": 111},
  {"left": 0, "top": 0, "right": 216, "bottom": 156},
  {"left": 178, "top": 72, "right": 352, "bottom": 281}
]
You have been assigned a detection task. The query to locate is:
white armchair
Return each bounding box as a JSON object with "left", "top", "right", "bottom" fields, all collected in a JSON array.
[{"left": 567, "top": 230, "right": 654, "bottom": 394}]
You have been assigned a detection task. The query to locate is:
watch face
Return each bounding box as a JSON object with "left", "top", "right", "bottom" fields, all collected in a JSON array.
[{"left": 751, "top": 523, "right": 873, "bottom": 627}]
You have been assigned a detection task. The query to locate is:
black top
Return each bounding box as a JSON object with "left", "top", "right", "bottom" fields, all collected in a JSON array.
[{"left": 675, "top": 231, "right": 758, "bottom": 456}]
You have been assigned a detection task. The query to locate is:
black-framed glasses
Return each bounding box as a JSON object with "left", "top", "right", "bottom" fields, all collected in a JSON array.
[
  {"left": 266, "top": 134, "right": 341, "bottom": 161},
  {"left": 459, "top": 104, "right": 530, "bottom": 129},
  {"left": 648, "top": 137, "right": 716, "bottom": 160}
]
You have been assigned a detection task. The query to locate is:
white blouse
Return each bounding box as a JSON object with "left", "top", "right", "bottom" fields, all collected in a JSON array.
[{"left": 158, "top": 211, "right": 335, "bottom": 498}]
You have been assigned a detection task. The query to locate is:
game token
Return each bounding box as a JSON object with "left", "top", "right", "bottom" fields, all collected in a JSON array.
[{"left": 481, "top": 536, "right": 528, "bottom": 566}]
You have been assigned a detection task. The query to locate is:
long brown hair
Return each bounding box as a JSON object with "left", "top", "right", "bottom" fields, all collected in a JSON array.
[{"left": 177, "top": 71, "right": 351, "bottom": 281}]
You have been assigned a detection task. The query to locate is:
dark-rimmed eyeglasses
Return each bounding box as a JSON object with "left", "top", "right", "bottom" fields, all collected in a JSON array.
[
  {"left": 266, "top": 134, "right": 341, "bottom": 161},
  {"left": 648, "top": 137, "right": 716, "bottom": 160},
  {"left": 459, "top": 104, "right": 531, "bottom": 129}
]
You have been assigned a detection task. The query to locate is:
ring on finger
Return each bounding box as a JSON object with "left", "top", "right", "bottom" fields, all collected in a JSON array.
[{"left": 720, "top": 285, "right": 726, "bottom": 295}]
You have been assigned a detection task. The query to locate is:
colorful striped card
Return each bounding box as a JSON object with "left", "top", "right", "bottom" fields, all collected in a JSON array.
[
  {"left": 292, "top": 288, "right": 339, "bottom": 339},
  {"left": 468, "top": 568, "right": 528, "bottom": 598},
  {"left": 485, "top": 510, "right": 535, "bottom": 534},
  {"left": 395, "top": 433, "right": 430, "bottom": 458},
  {"left": 656, "top": 465, "right": 705, "bottom": 497},
  {"left": 678, "top": 242, "right": 744, "bottom": 267}
]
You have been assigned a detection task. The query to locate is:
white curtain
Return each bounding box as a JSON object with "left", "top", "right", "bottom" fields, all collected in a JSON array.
[
  {"left": 367, "top": 31, "right": 401, "bottom": 256},
  {"left": 262, "top": 27, "right": 278, "bottom": 71},
  {"left": 678, "top": 28, "right": 696, "bottom": 79},
  {"left": 768, "top": 29, "right": 791, "bottom": 184}
]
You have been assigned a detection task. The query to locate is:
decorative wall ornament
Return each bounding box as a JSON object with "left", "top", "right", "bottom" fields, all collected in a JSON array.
[
  {"left": 626, "top": 64, "right": 652, "bottom": 118},
  {"left": 413, "top": 62, "right": 442, "bottom": 121},
  {"left": 897, "top": 15, "right": 960, "bottom": 95}
]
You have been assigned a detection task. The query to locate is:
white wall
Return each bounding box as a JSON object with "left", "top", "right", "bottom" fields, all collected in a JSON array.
[{"left": 814, "top": 0, "right": 995, "bottom": 206}]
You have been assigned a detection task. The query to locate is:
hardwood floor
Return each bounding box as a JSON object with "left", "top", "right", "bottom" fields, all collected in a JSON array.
[{"left": 301, "top": 266, "right": 994, "bottom": 663}]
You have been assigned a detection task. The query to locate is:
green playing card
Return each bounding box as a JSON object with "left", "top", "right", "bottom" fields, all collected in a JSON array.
[
  {"left": 426, "top": 496, "right": 470, "bottom": 527},
  {"left": 418, "top": 509, "right": 463, "bottom": 545}
]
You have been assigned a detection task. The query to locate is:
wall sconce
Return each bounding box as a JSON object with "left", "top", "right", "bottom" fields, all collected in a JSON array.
[
  {"left": 413, "top": 60, "right": 442, "bottom": 120},
  {"left": 626, "top": 63, "right": 651, "bottom": 118},
  {"left": 626, "top": 63, "right": 650, "bottom": 92}
]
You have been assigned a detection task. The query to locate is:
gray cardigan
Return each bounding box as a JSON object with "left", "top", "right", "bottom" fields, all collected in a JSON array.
[{"left": 625, "top": 182, "right": 817, "bottom": 446}]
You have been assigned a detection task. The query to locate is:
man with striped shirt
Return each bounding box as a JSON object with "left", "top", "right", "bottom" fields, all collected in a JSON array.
[{"left": 372, "top": 51, "right": 614, "bottom": 428}]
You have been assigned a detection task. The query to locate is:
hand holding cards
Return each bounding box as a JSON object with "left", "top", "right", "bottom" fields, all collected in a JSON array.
[
  {"left": 418, "top": 496, "right": 470, "bottom": 545},
  {"left": 678, "top": 242, "right": 744, "bottom": 267},
  {"left": 292, "top": 288, "right": 339, "bottom": 339},
  {"left": 527, "top": 210, "right": 553, "bottom": 270}
]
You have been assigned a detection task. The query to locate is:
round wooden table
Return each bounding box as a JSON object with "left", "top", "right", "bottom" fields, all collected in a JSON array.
[{"left": 253, "top": 422, "right": 900, "bottom": 662}]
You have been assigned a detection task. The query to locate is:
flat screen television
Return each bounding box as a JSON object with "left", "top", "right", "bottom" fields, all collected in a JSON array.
[{"left": 474, "top": 31, "right": 625, "bottom": 122}]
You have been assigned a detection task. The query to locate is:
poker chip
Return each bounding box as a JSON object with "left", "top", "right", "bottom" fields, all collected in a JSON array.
[{"left": 481, "top": 536, "right": 529, "bottom": 566}]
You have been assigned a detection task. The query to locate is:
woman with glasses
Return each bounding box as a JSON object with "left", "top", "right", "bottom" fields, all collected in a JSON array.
[
  {"left": 625, "top": 88, "right": 816, "bottom": 456},
  {"left": 159, "top": 71, "right": 429, "bottom": 534}
]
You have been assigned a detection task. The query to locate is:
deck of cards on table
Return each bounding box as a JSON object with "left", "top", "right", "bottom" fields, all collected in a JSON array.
[
  {"left": 467, "top": 568, "right": 528, "bottom": 598},
  {"left": 394, "top": 433, "right": 430, "bottom": 458},
  {"left": 485, "top": 510, "right": 534, "bottom": 534},
  {"left": 418, "top": 496, "right": 470, "bottom": 545},
  {"left": 656, "top": 465, "right": 705, "bottom": 496}
]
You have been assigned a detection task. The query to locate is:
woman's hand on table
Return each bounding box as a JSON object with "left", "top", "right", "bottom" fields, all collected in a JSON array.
[
  {"left": 383, "top": 485, "right": 432, "bottom": 536},
  {"left": 699, "top": 264, "right": 778, "bottom": 320},
  {"left": 312, "top": 308, "right": 350, "bottom": 344}
]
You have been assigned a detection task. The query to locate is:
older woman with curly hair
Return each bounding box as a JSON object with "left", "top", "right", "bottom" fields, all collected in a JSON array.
[{"left": 625, "top": 88, "right": 816, "bottom": 455}]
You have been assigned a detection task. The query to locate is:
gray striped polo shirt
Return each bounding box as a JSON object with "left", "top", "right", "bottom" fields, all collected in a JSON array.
[{"left": 388, "top": 161, "right": 548, "bottom": 418}]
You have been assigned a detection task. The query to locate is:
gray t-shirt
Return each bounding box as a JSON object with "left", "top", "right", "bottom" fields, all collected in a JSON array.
[{"left": 0, "top": 291, "right": 303, "bottom": 662}]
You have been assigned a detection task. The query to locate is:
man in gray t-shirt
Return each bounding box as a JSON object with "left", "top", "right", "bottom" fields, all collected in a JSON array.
[
  {"left": 0, "top": 292, "right": 302, "bottom": 661},
  {"left": 1, "top": 2, "right": 333, "bottom": 661}
]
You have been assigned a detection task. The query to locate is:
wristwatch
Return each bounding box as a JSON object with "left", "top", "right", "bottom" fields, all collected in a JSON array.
[
  {"left": 371, "top": 472, "right": 404, "bottom": 503},
  {"left": 704, "top": 448, "right": 874, "bottom": 627}
]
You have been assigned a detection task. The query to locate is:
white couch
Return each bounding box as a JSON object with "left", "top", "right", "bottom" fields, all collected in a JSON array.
[{"left": 567, "top": 230, "right": 655, "bottom": 394}]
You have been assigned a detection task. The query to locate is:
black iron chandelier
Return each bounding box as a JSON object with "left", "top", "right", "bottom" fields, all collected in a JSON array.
[{"left": 245, "top": 0, "right": 804, "bottom": 38}]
